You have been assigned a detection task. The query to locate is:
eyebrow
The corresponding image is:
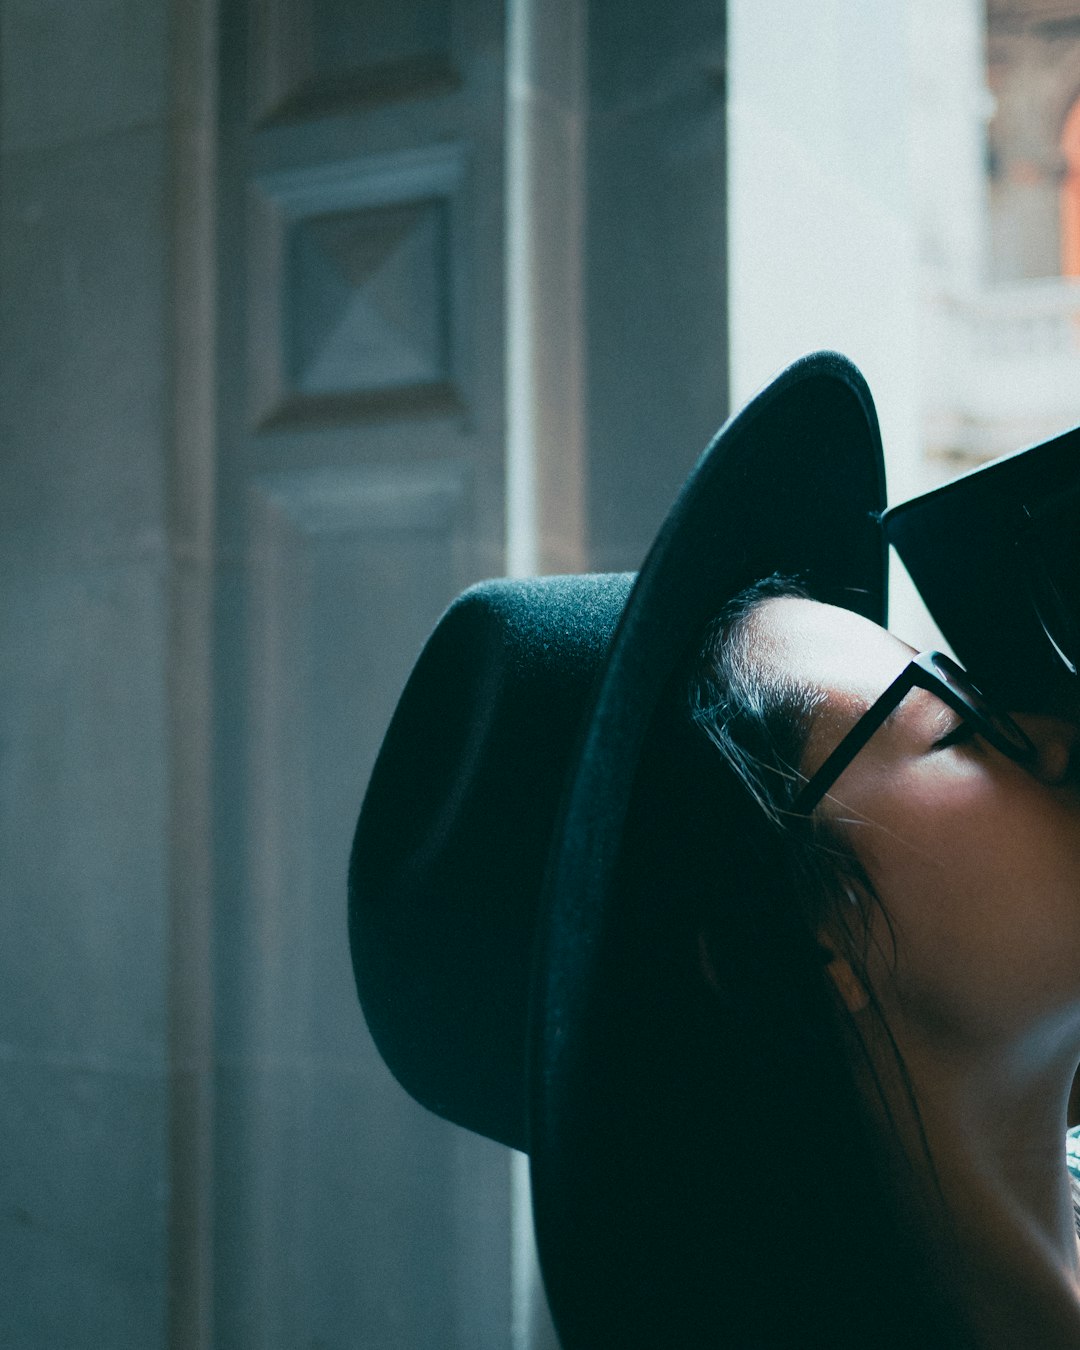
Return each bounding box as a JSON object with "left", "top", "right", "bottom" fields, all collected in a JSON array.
[
  {"left": 807, "top": 683, "right": 959, "bottom": 783},
  {"left": 799, "top": 676, "right": 926, "bottom": 782}
]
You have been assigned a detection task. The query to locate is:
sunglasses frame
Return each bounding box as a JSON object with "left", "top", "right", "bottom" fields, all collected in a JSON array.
[{"left": 790, "top": 650, "right": 1037, "bottom": 815}]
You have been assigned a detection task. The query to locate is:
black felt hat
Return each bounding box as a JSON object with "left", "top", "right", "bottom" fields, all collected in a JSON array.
[
  {"left": 884, "top": 428, "right": 1080, "bottom": 711},
  {"left": 348, "top": 351, "right": 890, "bottom": 1347}
]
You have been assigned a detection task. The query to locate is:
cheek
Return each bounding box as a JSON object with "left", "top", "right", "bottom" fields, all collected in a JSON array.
[{"left": 843, "top": 771, "right": 1080, "bottom": 1042}]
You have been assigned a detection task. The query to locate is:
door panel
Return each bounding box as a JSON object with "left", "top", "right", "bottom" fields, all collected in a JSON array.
[{"left": 211, "top": 2, "right": 511, "bottom": 1344}]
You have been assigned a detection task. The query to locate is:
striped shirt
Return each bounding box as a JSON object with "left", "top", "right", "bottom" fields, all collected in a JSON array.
[{"left": 1067, "top": 1125, "right": 1080, "bottom": 1232}]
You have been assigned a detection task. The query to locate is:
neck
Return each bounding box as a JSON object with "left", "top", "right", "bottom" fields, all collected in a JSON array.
[{"left": 862, "top": 1016, "right": 1080, "bottom": 1347}]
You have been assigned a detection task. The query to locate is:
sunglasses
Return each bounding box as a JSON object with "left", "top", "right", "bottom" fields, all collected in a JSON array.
[
  {"left": 1017, "top": 479, "right": 1080, "bottom": 678},
  {"left": 791, "top": 650, "right": 1038, "bottom": 815}
]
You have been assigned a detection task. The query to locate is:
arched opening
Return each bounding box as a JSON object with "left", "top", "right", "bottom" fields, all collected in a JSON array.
[{"left": 1059, "top": 93, "right": 1080, "bottom": 275}]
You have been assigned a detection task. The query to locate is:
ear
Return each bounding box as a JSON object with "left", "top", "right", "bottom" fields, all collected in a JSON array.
[{"left": 820, "top": 948, "right": 870, "bottom": 1015}]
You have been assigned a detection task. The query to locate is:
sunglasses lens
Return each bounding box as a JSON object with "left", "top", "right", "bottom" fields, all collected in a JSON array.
[
  {"left": 1017, "top": 482, "right": 1080, "bottom": 676},
  {"left": 1029, "top": 567, "right": 1080, "bottom": 678},
  {"left": 928, "top": 654, "right": 1035, "bottom": 760}
]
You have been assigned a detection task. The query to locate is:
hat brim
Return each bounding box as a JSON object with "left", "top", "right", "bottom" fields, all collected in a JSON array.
[{"left": 528, "top": 351, "right": 887, "bottom": 1346}]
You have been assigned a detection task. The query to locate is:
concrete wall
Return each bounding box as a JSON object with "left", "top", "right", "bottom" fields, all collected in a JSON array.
[
  {"left": 727, "top": 0, "right": 929, "bottom": 641},
  {"left": 0, "top": 1, "right": 173, "bottom": 1344}
]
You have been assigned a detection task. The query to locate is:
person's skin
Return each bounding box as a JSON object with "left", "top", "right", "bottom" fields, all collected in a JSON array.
[{"left": 749, "top": 596, "right": 1080, "bottom": 1348}]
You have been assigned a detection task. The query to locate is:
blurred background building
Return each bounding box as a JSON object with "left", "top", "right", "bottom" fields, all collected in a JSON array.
[{"left": 2, "top": 0, "right": 1079, "bottom": 1346}]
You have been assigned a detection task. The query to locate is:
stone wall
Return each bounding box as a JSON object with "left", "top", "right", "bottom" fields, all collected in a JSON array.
[{"left": 0, "top": 1, "right": 174, "bottom": 1343}]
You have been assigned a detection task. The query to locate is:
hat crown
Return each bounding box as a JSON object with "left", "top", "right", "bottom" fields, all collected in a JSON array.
[{"left": 349, "top": 573, "right": 633, "bottom": 1149}]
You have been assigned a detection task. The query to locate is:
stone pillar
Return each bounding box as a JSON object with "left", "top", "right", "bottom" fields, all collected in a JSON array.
[{"left": 0, "top": 1, "right": 174, "bottom": 1344}]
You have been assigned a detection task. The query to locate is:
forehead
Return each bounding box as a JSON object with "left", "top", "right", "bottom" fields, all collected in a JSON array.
[{"left": 747, "top": 597, "right": 914, "bottom": 718}]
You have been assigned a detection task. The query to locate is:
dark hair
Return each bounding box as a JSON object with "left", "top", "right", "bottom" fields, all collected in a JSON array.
[
  {"left": 684, "top": 575, "right": 979, "bottom": 1348},
  {"left": 688, "top": 574, "right": 884, "bottom": 978}
]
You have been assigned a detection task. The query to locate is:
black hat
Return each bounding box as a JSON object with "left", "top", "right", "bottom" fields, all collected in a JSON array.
[
  {"left": 884, "top": 426, "right": 1080, "bottom": 710},
  {"left": 348, "top": 352, "right": 889, "bottom": 1346}
]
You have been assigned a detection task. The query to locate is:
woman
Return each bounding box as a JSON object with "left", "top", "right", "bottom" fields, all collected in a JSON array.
[
  {"left": 349, "top": 352, "right": 1080, "bottom": 1347},
  {"left": 690, "top": 581, "right": 1080, "bottom": 1348}
]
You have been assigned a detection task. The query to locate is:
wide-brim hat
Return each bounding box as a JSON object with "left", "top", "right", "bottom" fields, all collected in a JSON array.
[
  {"left": 885, "top": 426, "right": 1080, "bottom": 709},
  {"left": 349, "top": 352, "right": 890, "bottom": 1347}
]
